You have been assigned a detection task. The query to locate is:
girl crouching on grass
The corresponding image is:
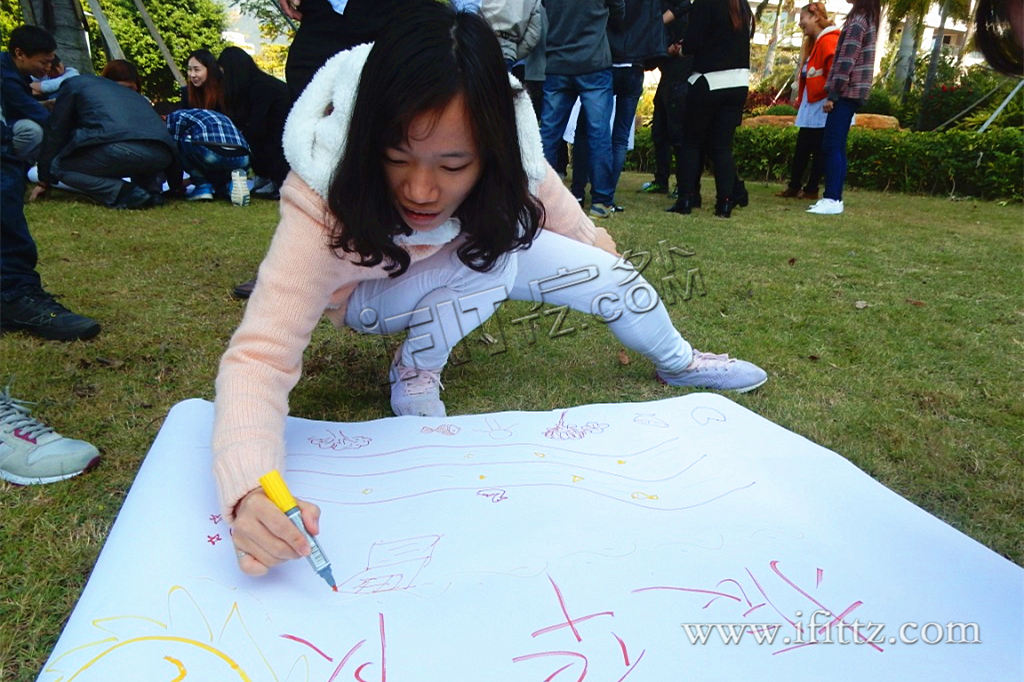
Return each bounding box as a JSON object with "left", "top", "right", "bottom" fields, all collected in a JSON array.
[{"left": 213, "top": 0, "right": 767, "bottom": 577}]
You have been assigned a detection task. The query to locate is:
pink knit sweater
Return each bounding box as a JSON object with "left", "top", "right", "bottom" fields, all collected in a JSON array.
[{"left": 212, "top": 167, "right": 610, "bottom": 519}]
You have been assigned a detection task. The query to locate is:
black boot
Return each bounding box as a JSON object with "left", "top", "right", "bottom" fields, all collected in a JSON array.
[
  {"left": 714, "top": 197, "right": 735, "bottom": 218},
  {"left": 733, "top": 178, "right": 749, "bottom": 207},
  {"left": 666, "top": 194, "right": 698, "bottom": 215}
]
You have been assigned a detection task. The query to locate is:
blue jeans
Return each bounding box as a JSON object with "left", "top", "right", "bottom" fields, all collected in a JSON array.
[
  {"left": 51, "top": 140, "right": 173, "bottom": 205},
  {"left": 177, "top": 139, "right": 250, "bottom": 187},
  {"left": 540, "top": 69, "right": 615, "bottom": 205},
  {"left": 571, "top": 65, "right": 645, "bottom": 202},
  {"left": 1, "top": 156, "right": 41, "bottom": 299},
  {"left": 821, "top": 98, "right": 860, "bottom": 201}
]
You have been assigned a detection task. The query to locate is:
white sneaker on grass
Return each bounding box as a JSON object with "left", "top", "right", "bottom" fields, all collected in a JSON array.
[
  {"left": 806, "top": 198, "right": 844, "bottom": 214},
  {"left": 656, "top": 350, "right": 768, "bottom": 393},
  {"left": 390, "top": 359, "right": 446, "bottom": 417},
  {"left": 0, "top": 387, "right": 100, "bottom": 485}
]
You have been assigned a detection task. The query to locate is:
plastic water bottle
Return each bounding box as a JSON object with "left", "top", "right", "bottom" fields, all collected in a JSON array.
[{"left": 230, "top": 170, "right": 250, "bottom": 206}]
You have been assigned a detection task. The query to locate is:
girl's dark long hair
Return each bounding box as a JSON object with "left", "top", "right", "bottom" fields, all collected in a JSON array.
[
  {"left": 728, "top": 0, "right": 755, "bottom": 36},
  {"left": 217, "top": 46, "right": 259, "bottom": 126},
  {"left": 975, "top": 0, "right": 1023, "bottom": 75},
  {"left": 326, "top": 0, "right": 543, "bottom": 276},
  {"left": 186, "top": 48, "right": 224, "bottom": 111},
  {"left": 847, "top": 0, "right": 881, "bottom": 28}
]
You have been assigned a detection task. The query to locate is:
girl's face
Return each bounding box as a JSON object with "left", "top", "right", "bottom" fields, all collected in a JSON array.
[
  {"left": 187, "top": 58, "right": 208, "bottom": 87},
  {"left": 799, "top": 9, "right": 821, "bottom": 37},
  {"left": 384, "top": 93, "right": 482, "bottom": 232}
]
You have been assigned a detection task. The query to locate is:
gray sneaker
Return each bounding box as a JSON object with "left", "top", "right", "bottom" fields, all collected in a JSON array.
[
  {"left": 656, "top": 350, "right": 767, "bottom": 393},
  {"left": 390, "top": 360, "right": 446, "bottom": 417},
  {"left": 0, "top": 387, "right": 100, "bottom": 485}
]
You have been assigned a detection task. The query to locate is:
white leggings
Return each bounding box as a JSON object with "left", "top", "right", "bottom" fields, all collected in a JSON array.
[{"left": 344, "top": 230, "right": 693, "bottom": 373}]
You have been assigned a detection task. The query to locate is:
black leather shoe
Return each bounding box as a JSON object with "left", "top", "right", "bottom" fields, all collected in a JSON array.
[
  {"left": 666, "top": 194, "right": 698, "bottom": 215},
  {"left": 0, "top": 288, "right": 100, "bottom": 341},
  {"left": 714, "top": 198, "right": 735, "bottom": 218},
  {"left": 733, "top": 179, "right": 749, "bottom": 207},
  {"left": 112, "top": 183, "right": 160, "bottom": 210},
  {"left": 232, "top": 277, "right": 257, "bottom": 299}
]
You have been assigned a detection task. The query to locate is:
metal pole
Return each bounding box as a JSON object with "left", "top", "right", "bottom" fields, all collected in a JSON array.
[
  {"left": 82, "top": 0, "right": 125, "bottom": 60},
  {"left": 131, "top": 0, "right": 186, "bottom": 87},
  {"left": 978, "top": 79, "right": 1024, "bottom": 132}
]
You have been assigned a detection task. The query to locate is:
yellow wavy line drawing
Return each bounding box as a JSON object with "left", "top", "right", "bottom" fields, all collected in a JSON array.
[
  {"left": 43, "top": 637, "right": 118, "bottom": 676},
  {"left": 218, "top": 599, "right": 280, "bottom": 681},
  {"left": 168, "top": 584, "right": 214, "bottom": 642},
  {"left": 93, "top": 615, "right": 167, "bottom": 634},
  {"left": 66, "top": 636, "right": 249, "bottom": 681},
  {"left": 164, "top": 655, "right": 187, "bottom": 681}
]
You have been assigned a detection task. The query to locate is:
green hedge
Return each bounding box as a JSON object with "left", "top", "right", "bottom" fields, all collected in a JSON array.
[{"left": 625, "top": 125, "right": 1024, "bottom": 200}]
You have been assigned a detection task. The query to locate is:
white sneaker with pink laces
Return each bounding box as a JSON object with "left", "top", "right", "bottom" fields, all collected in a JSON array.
[
  {"left": 656, "top": 350, "right": 767, "bottom": 393},
  {"left": 390, "top": 360, "right": 446, "bottom": 417}
]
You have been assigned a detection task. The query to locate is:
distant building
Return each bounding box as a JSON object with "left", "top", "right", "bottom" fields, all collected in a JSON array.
[{"left": 221, "top": 30, "right": 255, "bottom": 55}]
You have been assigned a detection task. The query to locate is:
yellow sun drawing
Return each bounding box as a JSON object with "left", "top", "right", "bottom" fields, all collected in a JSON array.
[{"left": 42, "top": 583, "right": 319, "bottom": 682}]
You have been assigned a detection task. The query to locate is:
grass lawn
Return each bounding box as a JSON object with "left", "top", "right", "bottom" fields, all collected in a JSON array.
[{"left": 1, "top": 172, "right": 1021, "bottom": 679}]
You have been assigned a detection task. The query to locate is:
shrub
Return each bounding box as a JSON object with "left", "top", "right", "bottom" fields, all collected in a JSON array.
[
  {"left": 730, "top": 125, "right": 1023, "bottom": 199},
  {"left": 762, "top": 103, "right": 798, "bottom": 116},
  {"left": 861, "top": 87, "right": 897, "bottom": 117}
]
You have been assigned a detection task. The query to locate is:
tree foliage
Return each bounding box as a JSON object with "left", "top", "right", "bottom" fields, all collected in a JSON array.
[
  {"left": 0, "top": 0, "right": 227, "bottom": 101},
  {"left": 233, "top": 0, "right": 293, "bottom": 42},
  {"left": 87, "top": 0, "right": 228, "bottom": 101}
]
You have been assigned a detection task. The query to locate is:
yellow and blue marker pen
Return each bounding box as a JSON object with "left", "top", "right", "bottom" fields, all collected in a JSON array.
[{"left": 258, "top": 469, "right": 338, "bottom": 591}]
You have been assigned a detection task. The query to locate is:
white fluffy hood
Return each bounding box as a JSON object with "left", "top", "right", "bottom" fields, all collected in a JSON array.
[{"left": 282, "top": 42, "right": 549, "bottom": 200}]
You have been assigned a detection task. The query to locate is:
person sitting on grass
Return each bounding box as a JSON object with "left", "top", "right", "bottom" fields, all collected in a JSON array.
[
  {"left": 164, "top": 107, "right": 251, "bottom": 202},
  {"left": 1, "top": 25, "right": 56, "bottom": 166},
  {"left": 30, "top": 52, "right": 80, "bottom": 101},
  {"left": 212, "top": 0, "right": 767, "bottom": 577},
  {"left": 31, "top": 67, "right": 175, "bottom": 210}
]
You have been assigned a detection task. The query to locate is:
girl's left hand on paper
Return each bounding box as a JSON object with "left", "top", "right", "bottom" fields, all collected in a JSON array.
[{"left": 231, "top": 489, "right": 322, "bottom": 576}]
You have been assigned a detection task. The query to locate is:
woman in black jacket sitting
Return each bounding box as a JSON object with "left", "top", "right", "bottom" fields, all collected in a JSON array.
[{"left": 217, "top": 47, "right": 291, "bottom": 199}]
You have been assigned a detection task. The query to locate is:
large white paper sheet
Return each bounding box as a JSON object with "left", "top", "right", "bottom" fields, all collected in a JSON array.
[{"left": 39, "top": 394, "right": 1023, "bottom": 680}]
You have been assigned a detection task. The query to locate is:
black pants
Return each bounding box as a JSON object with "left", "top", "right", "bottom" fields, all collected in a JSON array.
[
  {"left": 678, "top": 78, "right": 747, "bottom": 202},
  {"left": 787, "top": 127, "right": 825, "bottom": 193}
]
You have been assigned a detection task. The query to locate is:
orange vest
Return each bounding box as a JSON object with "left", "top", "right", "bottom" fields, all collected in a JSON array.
[{"left": 797, "top": 26, "right": 839, "bottom": 106}]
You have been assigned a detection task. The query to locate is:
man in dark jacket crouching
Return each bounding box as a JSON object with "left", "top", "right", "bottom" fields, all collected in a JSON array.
[{"left": 33, "top": 72, "right": 175, "bottom": 209}]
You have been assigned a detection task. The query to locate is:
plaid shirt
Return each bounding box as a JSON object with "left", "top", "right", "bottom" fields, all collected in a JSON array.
[
  {"left": 825, "top": 13, "right": 877, "bottom": 103},
  {"left": 166, "top": 108, "right": 249, "bottom": 149}
]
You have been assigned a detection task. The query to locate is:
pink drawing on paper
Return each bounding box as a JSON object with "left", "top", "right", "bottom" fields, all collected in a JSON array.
[
  {"left": 544, "top": 410, "right": 609, "bottom": 441},
  {"left": 309, "top": 429, "right": 372, "bottom": 450}
]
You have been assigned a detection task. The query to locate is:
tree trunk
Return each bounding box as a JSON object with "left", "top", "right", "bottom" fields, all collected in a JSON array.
[
  {"left": 20, "top": 0, "right": 94, "bottom": 74},
  {"left": 956, "top": 0, "right": 978, "bottom": 67},
  {"left": 918, "top": 0, "right": 950, "bottom": 128},
  {"left": 891, "top": 15, "right": 918, "bottom": 93},
  {"left": 761, "top": 0, "right": 789, "bottom": 79}
]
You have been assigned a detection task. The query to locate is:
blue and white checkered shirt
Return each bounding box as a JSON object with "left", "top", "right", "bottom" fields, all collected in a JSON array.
[{"left": 166, "top": 108, "right": 249, "bottom": 149}]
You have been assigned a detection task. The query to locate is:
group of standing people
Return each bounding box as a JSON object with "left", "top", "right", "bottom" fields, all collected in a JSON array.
[{"left": 645, "top": 0, "right": 879, "bottom": 218}]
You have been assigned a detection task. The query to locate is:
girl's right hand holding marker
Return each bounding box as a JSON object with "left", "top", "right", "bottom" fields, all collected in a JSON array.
[{"left": 231, "top": 488, "right": 322, "bottom": 576}]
